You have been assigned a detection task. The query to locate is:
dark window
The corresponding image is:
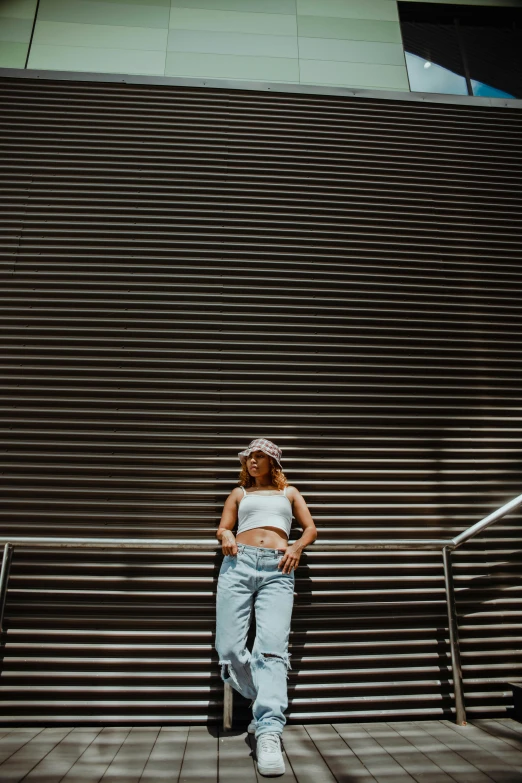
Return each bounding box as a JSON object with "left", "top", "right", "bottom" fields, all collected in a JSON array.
[{"left": 399, "top": 3, "right": 522, "bottom": 98}]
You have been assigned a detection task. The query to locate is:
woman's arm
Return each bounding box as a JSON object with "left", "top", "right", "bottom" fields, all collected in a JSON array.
[
  {"left": 216, "top": 488, "right": 242, "bottom": 555},
  {"left": 278, "top": 486, "right": 317, "bottom": 574}
]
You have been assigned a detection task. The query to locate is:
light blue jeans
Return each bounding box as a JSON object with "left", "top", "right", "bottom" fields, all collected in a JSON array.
[{"left": 215, "top": 543, "right": 295, "bottom": 738}]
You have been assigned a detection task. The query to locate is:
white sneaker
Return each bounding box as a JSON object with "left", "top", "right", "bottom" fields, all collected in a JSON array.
[
  {"left": 256, "top": 732, "right": 285, "bottom": 777},
  {"left": 247, "top": 719, "right": 256, "bottom": 734}
]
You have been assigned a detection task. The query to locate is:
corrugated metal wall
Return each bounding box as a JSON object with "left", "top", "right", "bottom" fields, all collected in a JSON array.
[{"left": 0, "top": 74, "right": 521, "bottom": 725}]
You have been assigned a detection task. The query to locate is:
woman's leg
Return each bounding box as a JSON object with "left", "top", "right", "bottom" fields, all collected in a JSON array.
[
  {"left": 215, "top": 555, "right": 257, "bottom": 701},
  {"left": 251, "top": 566, "right": 295, "bottom": 738}
]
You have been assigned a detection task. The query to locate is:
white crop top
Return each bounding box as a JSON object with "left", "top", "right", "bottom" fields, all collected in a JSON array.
[{"left": 237, "top": 486, "right": 293, "bottom": 537}]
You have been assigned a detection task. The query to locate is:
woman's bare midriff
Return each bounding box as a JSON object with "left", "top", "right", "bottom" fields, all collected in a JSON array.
[{"left": 236, "top": 526, "right": 288, "bottom": 550}]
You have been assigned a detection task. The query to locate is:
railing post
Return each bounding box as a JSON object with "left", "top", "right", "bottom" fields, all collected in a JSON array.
[
  {"left": 0, "top": 543, "right": 14, "bottom": 635},
  {"left": 223, "top": 682, "right": 233, "bottom": 731},
  {"left": 442, "top": 546, "right": 466, "bottom": 725}
]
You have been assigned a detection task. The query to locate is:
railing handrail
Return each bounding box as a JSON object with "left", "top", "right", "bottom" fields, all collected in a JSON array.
[
  {"left": 0, "top": 536, "right": 454, "bottom": 550},
  {"left": 451, "top": 491, "right": 522, "bottom": 548},
  {"left": 0, "top": 491, "right": 520, "bottom": 552}
]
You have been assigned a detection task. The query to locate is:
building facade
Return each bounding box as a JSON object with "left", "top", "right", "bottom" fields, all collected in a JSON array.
[
  {"left": 1, "top": 0, "right": 521, "bottom": 100},
  {"left": 0, "top": 0, "right": 521, "bottom": 725}
]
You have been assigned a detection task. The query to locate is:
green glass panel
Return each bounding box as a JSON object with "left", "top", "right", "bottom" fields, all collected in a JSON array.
[
  {"left": 297, "top": 0, "right": 399, "bottom": 22},
  {"left": 297, "top": 16, "right": 402, "bottom": 43},
  {"left": 38, "top": 0, "right": 170, "bottom": 29},
  {"left": 0, "top": 0, "right": 38, "bottom": 21},
  {"left": 299, "top": 58, "right": 409, "bottom": 89},
  {"left": 0, "top": 16, "right": 32, "bottom": 41},
  {"left": 169, "top": 7, "right": 297, "bottom": 35},
  {"left": 168, "top": 29, "right": 298, "bottom": 58},
  {"left": 166, "top": 51, "right": 299, "bottom": 80},
  {"left": 299, "top": 37, "right": 405, "bottom": 65},
  {"left": 81, "top": 0, "right": 170, "bottom": 4},
  {"left": 33, "top": 20, "right": 168, "bottom": 50},
  {"left": 0, "top": 40, "right": 27, "bottom": 66},
  {"left": 169, "top": 0, "right": 296, "bottom": 12},
  {"left": 28, "top": 43, "right": 165, "bottom": 73}
]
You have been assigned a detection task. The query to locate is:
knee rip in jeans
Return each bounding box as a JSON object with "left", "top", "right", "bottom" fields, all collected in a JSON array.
[
  {"left": 219, "top": 660, "right": 232, "bottom": 682},
  {"left": 257, "top": 651, "right": 292, "bottom": 677}
]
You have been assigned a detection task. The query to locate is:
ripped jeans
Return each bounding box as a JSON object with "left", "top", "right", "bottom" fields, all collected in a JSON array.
[{"left": 215, "top": 543, "right": 295, "bottom": 737}]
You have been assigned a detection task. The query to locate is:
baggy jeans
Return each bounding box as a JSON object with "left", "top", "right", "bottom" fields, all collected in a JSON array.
[{"left": 215, "top": 543, "right": 295, "bottom": 738}]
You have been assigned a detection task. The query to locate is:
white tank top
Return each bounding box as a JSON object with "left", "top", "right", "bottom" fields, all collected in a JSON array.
[{"left": 237, "top": 486, "right": 292, "bottom": 537}]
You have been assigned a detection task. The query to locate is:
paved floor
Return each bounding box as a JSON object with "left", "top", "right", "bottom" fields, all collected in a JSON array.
[{"left": 0, "top": 719, "right": 520, "bottom": 782}]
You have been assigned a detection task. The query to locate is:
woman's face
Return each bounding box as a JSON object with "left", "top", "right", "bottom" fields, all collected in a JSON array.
[{"left": 246, "top": 450, "right": 271, "bottom": 480}]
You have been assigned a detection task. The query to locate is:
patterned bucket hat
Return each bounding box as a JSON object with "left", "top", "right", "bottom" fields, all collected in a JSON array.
[{"left": 238, "top": 438, "right": 283, "bottom": 468}]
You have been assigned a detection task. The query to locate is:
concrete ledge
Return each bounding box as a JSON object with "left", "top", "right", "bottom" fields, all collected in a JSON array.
[{"left": 1, "top": 66, "right": 521, "bottom": 109}]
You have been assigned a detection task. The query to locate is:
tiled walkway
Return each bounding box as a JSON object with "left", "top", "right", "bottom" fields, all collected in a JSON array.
[{"left": 0, "top": 719, "right": 521, "bottom": 782}]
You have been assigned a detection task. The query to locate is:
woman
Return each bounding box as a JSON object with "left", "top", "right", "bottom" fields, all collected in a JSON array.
[{"left": 215, "top": 438, "right": 317, "bottom": 777}]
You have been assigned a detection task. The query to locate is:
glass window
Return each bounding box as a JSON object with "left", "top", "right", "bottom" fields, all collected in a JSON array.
[
  {"left": 399, "top": 3, "right": 522, "bottom": 99},
  {"left": 405, "top": 52, "right": 468, "bottom": 95},
  {"left": 471, "top": 81, "right": 514, "bottom": 100},
  {"left": 459, "top": 11, "right": 521, "bottom": 98}
]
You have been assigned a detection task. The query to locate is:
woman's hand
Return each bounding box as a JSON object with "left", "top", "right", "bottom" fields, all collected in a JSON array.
[
  {"left": 217, "top": 489, "right": 241, "bottom": 555},
  {"left": 278, "top": 543, "right": 303, "bottom": 574},
  {"left": 278, "top": 487, "right": 317, "bottom": 573},
  {"left": 220, "top": 529, "right": 238, "bottom": 556}
]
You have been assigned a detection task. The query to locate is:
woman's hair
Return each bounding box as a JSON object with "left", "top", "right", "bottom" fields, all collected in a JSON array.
[{"left": 238, "top": 457, "right": 288, "bottom": 489}]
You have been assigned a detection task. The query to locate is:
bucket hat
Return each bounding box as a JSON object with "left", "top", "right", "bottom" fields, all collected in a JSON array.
[{"left": 238, "top": 438, "right": 282, "bottom": 468}]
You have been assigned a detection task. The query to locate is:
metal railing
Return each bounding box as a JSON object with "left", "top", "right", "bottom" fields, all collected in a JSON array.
[{"left": 1, "top": 492, "right": 521, "bottom": 729}]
